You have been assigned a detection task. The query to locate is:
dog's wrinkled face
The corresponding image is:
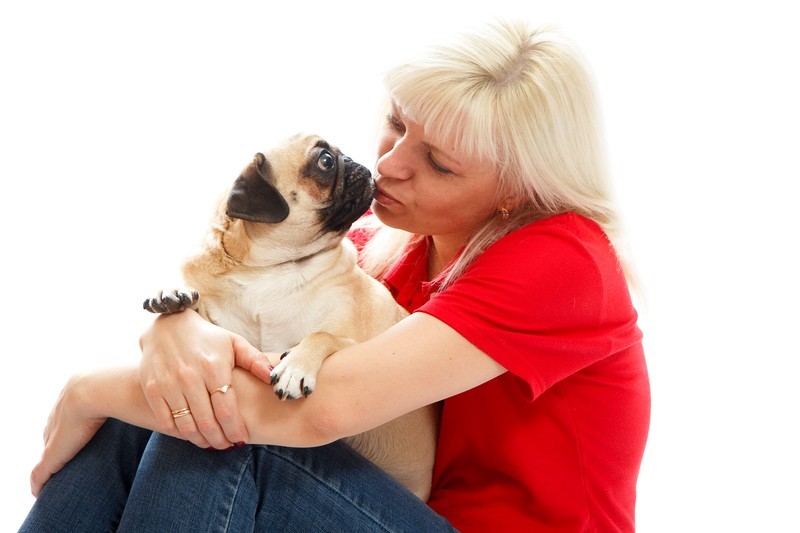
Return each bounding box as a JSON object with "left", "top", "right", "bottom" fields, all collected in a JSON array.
[{"left": 226, "top": 134, "right": 373, "bottom": 237}]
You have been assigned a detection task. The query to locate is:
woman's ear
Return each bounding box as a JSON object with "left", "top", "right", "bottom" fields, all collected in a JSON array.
[{"left": 498, "top": 191, "right": 525, "bottom": 213}]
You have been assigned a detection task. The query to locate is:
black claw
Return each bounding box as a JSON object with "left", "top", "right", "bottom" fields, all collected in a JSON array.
[
  {"left": 303, "top": 386, "right": 312, "bottom": 397},
  {"left": 275, "top": 389, "right": 284, "bottom": 400},
  {"left": 270, "top": 373, "right": 278, "bottom": 385},
  {"left": 178, "top": 290, "right": 199, "bottom": 308},
  {"left": 167, "top": 294, "right": 183, "bottom": 313},
  {"left": 280, "top": 351, "right": 290, "bottom": 360}
]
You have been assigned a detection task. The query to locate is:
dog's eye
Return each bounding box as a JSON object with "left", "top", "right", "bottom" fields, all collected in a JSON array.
[{"left": 317, "top": 151, "right": 336, "bottom": 172}]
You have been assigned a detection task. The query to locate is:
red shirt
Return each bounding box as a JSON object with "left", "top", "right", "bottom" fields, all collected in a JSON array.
[{"left": 351, "top": 213, "right": 650, "bottom": 532}]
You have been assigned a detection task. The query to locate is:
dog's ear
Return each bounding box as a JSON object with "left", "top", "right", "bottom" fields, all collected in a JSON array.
[{"left": 226, "top": 153, "right": 290, "bottom": 223}]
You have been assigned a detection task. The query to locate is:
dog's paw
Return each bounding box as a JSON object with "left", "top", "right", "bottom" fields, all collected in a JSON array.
[
  {"left": 269, "top": 350, "right": 318, "bottom": 400},
  {"left": 143, "top": 289, "right": 200, "bottom": 314}
]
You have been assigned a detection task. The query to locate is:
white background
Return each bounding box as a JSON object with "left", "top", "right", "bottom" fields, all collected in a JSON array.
[{"left": 2, "top": 1, "right": 798, "bottom": 530}]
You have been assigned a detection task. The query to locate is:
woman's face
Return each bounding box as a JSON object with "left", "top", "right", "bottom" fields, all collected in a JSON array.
[{"left": 371, "top": 102, "right": 501, "bottom": 244}]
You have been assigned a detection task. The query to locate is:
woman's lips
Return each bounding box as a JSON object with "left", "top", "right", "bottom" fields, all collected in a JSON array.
[{"left": 374, "top": 185, "right": 401, "bottom": 206}]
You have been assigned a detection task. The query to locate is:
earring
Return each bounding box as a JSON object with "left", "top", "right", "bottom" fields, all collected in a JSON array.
[{"left": 499, "top": 207, "right": 510, "bottom": 221}]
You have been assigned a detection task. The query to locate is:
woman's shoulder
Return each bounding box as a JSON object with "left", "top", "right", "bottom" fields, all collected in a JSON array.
[
  {"left": 459, "top": 212, "right": 629, "bottom": 317},
  {"left": 504, "top": 211, "right": 604, "bottom": 241},
  {"left": 482, "top": 212, "right": 613, "bottom": 268}
]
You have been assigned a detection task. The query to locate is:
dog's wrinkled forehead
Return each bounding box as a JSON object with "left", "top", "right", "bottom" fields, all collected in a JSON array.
[
  {"left": 263, "top": 133, "right": 342, "bottom": 181},
  {"left": 278, "top": 134, "right": 350, "bottom": 204}
]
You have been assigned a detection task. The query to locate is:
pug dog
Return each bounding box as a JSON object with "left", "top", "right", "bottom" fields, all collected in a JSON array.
[{"left": 143, "top": 133, "right": 438, "bottom": 501}]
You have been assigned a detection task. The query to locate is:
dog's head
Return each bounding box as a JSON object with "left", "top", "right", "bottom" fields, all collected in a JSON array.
[{"left": 221, "top": 134, "right": 373, "bottom": 259}]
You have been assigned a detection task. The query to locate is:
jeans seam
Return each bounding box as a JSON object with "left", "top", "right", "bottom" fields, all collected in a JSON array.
[
  {"left": 264, "top": 447, "right": 394, "bottom": 532},
  {"left": 216, "top": 451, "right": 254, "bottom": 533}
]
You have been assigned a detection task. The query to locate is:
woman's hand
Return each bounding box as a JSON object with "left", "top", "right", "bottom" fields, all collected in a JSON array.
[
  {"left": 30, "top": 373, "right": 108, "bottom": 497},
  {"left": 139, "top": 310, "right": 275, "bottom": 449}
]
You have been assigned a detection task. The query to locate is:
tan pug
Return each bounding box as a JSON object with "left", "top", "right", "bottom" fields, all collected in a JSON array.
[{"left": 143, "top": 133, "right": 438, "bottom": 500}]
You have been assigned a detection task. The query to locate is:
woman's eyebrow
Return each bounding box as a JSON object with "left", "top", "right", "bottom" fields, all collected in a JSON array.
[
  {"left": 427, "top": 141, "right": 462, "bottom": 168},
  {"left": 389, "top": 100, "right": 404, "bottom": 118},
  {"left": 391, "top": 100, "right": 463, "bottom": 167}
]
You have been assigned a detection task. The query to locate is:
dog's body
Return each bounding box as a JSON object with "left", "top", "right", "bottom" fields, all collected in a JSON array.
[{"left": 144, "top": 134, "right": 437, "bottom": 500}]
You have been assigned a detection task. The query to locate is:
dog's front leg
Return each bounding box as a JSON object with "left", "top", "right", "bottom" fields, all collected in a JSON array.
[
  {"left": 269, "top": 332, "right": 355, "bottom": 400},
  {"left": 143, "top": 288, "right": 200, "bottom": 314}
]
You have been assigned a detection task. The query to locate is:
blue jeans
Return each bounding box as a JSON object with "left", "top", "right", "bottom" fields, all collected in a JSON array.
[{"left": 20, "top": 419, "right": 455, "bottom": 532}]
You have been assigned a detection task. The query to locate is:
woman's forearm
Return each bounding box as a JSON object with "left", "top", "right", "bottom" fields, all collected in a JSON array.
[
  {"left": 75, "top": 366, "right": 176, "bottom": 437},
  {"left": 85, "top": 315, "right": 505, "bottom": 449},
  {"left": 58, "top": 365, "right": 328, "bottom": 451},
  {"left": 231, "top": 366, "right": 339, "bottom": 447},
  {"left": 76, "top": 365, "right": 335, "bottom": 447},
  {"left": 30, "top": 365, "right": 174, "bottom": 497}
]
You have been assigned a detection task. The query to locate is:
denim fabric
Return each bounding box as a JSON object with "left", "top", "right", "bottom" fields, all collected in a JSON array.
[
  {"left": 21, "top": 419, "right": 455, "bottom": 532},
  {"left": 20, "top": 418, "right": 152, "bottom": 532}
]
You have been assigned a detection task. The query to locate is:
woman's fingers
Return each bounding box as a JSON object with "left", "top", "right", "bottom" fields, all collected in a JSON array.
[
  {"left": 139, "top": 311, "right": 256, "bottom": 447},
  {"left": 180, "top": 383, "right": 232, "bottom": 449},
  {"left": 209, "top": 385, "right": 245, "bottom": 444},
  {"left": 233, "top": 335, "right": 278, "bottom": 384},
  {"left": 166, "top": 396, "right": 214, "bottom": 449},
  {"left": 140, "top": 312, "right": 226, "bottom": 447},
  {"left": 143, "top": 373, "right": 244, "bottom": 449},
  {"left": 31, "top": 457, "right": 58, "bottom": 497},
  {"left": 179, "top": 352, "right": 247, "bottom": 447}
]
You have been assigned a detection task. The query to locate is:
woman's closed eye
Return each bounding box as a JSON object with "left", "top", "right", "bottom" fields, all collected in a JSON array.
[
  {"left": 428, "top": 153, "right": 454, "bottom": 175},
  {"left": 386, "top": 113, "right": 405, "bottom": 133},
  {"left": 384, "top": 109, "right": 454, "bottom": 175}
]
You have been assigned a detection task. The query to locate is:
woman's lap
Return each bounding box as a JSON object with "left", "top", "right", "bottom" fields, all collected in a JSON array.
[
  {"left": 122, "top": 431, "right": 453, "bottom": 532},
  {"left": 22, "top": 419, "right": 454, "bottom": 532}
]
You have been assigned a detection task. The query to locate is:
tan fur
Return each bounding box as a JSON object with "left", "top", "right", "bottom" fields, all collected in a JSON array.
[{"left": 146, "top": 134, "right": 438, "bottom": 500}]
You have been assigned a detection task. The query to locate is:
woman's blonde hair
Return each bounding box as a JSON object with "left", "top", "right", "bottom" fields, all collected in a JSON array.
[{"left": 359, "top": 19, "right": 631, "bottom": 288}]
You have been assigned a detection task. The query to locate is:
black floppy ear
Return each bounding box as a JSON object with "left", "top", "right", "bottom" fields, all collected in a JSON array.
[{"left": 226, "top": 153, "right": 290, "bottom": 223}]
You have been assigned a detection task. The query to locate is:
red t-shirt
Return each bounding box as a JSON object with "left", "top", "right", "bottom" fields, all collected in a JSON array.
[{"left": 350, "top": 213, "right": 650, "bottom": 532}]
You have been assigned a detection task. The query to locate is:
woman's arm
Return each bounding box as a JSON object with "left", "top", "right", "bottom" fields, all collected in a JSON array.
[
  {"left": 238, "top": 312, "right": 507, "bottom": 443},
  {"left": 142, "top": 309, "right": 506, "bottom": 445},
  {"left": 30, "top": 366, "right": 158, "bottom": 497},
  {"left": 31, "top": 311, "right": 505, "bottom": 495}
]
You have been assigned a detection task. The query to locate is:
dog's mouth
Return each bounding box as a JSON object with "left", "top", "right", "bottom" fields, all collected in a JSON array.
[{"left": 318, "top": 156, "right": 373, "bottom": 233}]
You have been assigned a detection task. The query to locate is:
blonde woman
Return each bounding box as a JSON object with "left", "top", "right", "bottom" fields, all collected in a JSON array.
[{"left": 23, "top": 20, "right": 650, "bottom": 532}]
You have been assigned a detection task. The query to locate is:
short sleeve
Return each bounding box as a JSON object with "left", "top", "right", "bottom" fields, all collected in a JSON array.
[{"left": 419, "top": 214, "right": 641, "bottom": 399}]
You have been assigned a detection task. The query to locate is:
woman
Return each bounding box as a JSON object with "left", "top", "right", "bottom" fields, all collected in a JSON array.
[{"left": 23, "top": 19, "right": 650, "bottom": 531}]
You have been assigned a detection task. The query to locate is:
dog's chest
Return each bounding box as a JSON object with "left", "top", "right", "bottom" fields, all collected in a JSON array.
[{"left": 202, "top": 267, "right": 326, "bottom": 352}]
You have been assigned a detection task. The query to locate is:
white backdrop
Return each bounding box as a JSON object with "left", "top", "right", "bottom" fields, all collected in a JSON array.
[{"left": 2, "top": 1, "right": 798, "bottom": 530}]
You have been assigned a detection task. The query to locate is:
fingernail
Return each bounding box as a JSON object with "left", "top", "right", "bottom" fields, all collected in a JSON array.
[
  {"left": 235, "top": 441, "right": 246, "bottom": 448},
  {"left": 208, "top": 446, "right": 232, "bottom": 453}
]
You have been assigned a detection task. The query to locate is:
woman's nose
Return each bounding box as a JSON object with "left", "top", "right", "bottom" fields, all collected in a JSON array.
[{"left": 376, "top": 137, "right": 414, "bottom": 180}]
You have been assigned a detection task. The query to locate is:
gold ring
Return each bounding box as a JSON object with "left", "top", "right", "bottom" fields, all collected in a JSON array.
[
  {"left": 210, "top": 384, "right": 232, "bottom": 395},
  {"left": 171, "top": 407, "right": 191, "bottom": 419}
]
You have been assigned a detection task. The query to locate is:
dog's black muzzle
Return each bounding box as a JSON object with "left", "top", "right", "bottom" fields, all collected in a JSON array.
[{"left": 319, "top": 156, "right": 373, "bottom": 234}]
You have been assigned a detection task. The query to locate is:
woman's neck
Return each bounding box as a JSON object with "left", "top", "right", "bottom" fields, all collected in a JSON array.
[{"left": 427, "top": 235, "right": 466, "bottom": 280}]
